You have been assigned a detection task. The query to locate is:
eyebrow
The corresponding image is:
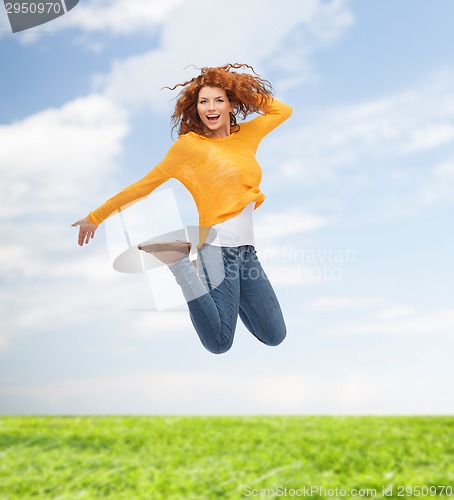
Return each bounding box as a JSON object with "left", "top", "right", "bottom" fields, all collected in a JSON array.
[{"left": 198, "top": 95, "right": 225, "bottom": 100}]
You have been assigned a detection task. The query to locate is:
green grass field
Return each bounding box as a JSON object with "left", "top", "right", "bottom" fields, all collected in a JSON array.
[{"left": 0, "top": 416, "right": 453, "bottom": 499}]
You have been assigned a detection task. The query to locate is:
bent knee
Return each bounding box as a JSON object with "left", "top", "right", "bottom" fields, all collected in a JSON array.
[
  {"left": 266, "top": 326, "right": 287, "bottom": 346},
  {"left": 206, "top": 345, "right": 232, "bottom": 355},
  {"left": 203, "top": 340, "right": 234, "bottom": 355}
]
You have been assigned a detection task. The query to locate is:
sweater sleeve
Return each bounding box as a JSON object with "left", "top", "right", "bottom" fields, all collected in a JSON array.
[
  {"left": 85, "top": 148, "right": 177, "bottom": 226},
  {"left": 240, "top": 98, "right": 292, "bottom": 148}
]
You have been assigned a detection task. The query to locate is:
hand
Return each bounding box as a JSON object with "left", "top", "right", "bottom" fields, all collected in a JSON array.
[{"left": 71, "top": 218, "right": 98, "bottom": 246}]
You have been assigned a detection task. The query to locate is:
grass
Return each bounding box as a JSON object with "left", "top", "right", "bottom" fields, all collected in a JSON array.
[{"left": 0, "top": 416, "right": 453, "bottom": 499}]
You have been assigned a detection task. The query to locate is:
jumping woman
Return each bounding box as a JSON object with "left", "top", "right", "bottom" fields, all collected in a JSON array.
[{"left": 72, "top": 63, "right": 292, "bottom": 354}]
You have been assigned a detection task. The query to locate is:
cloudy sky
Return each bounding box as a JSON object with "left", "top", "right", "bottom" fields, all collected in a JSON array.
[{"left": 1, "top": 0, "right": 453, "bottom": 415}]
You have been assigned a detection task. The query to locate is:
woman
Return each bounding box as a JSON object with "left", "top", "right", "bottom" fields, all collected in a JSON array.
[{"left": 72, "top": 63, "right": 292, "bottom": 354}]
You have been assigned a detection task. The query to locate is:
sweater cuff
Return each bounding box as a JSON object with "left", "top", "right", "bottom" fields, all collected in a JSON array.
[{"left": 85, "top": 213, "right": 99, "bottom": 225}]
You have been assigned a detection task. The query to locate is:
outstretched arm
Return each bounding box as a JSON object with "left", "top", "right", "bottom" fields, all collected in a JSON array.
[
  {"left": 71, "top": 139, "right": 186, "bottom": 247},
  {"left": 84, "top": 164, "right": 170, "bottom": 227}
]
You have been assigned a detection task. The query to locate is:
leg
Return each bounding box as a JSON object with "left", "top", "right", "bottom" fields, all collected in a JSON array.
[
  {"left": 238, "top": 246, "right": 287, "bottom": 346},
  {"left": 168, "top": 245, "right": 241, "bottom": 354}
]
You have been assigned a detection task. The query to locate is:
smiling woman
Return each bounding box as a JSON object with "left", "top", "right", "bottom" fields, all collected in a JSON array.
[
  {"left": 72, "top": 63, "right": 292, "bottom": 354},
  {"left": 167, "top": 63, "right": 274, "bottom": 137},
  {"left": 197, "top": 87, "right": 233, "bottom": 138}
]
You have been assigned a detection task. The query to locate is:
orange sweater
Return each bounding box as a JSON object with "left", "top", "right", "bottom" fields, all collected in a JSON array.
[{"left": 86, "top": 98, "right": 292, "bottom": 247}]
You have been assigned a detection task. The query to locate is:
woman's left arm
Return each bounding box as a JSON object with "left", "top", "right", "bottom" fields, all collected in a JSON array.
[{"left": 249, "top": 98, "right": 293, "bottom": 138}]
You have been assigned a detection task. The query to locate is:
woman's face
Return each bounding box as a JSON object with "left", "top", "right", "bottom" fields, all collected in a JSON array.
[{"left": 197, "top": 86, "right": 234, "bottom": 138}]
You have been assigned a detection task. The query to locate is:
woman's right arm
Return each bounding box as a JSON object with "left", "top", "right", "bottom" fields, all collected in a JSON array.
[
  {"left": 71, "top": 140, "right": 184, "bottom": 246},
  {"left": 84, "top": 164, "right": 170, "bottom": 227}
]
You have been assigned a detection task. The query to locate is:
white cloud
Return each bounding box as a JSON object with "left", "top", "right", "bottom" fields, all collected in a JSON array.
[
  {"left": 250, "top": 207, "right": 343, "bottom": 286},
  {"left": 242, "top": 229, "right": 357, "bottom": 288},
  {"left": 401, "top": 123, "right": 454, "bottom": 152},
  {"left": 130, "top": 311, "right": 190, "bottom": 338},
  {"left": 90, "top": 0, "right": 354, "bottom": 112},
  {"left": 331, "top": 371, "right": 454, "bottom": 414},
  {"left": 0, "top": 0, "right": 188, "bottom": 42},
  {"left": 310, "top": 0, "right": 355, "bottom": 44},
  {"left": 327, "top": 307, "right": 454, "bottom": 336},
  {"left": 0, "top": 253, "right": 126, "bottom": 335},
  {"left": 63, "top": 0, "right": 187, "bottom": 35},
  {"left": 0, "top": 268, "right": 190, "bottom": 347},
  {"left": 2, "top": 369, "right": 453, "bottom": 414},
  {"left": 375, "top": 306, "right": 417, "bottom": 320},
  {"left": 0, "top": 231, "right": 192, "bottom": 342},
  {"left": 253, "top": 0, "right": 355, "bottom": 90},
  {"left": 302, "top": 296, "right": 454, "bottom": 337},
  {"left": 4, "top": 0, "right": 354, "bottom": 60},
  {"left": 0, "top": 94, "right": 129, "bottom": 218},
  {"left": 255, "top": 209, "right": 329, "bottom": 243},
  {"left": 0, "top": 92, "right": 134, "bottom": 344},
  {"left": 304, "top": 296, "right": 385, "bottom": 310},
  {"left": 258, "top": 68, "right": 454, "bottom": 223},
  {"left": 419, "top": 156, "right": 454, "bottom": 206},
  {"left": 278, "top": 72, "right": 454, "bottom": 183}
]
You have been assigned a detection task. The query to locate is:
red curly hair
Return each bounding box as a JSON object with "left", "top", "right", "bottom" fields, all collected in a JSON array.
[{"left": 165, "top": 63, "right": 274, "bottom": 137}]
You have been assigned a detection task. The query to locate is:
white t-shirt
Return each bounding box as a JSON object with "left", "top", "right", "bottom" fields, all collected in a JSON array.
[{"left": 207, "top": 202, "right": 256, "bottom": 247}]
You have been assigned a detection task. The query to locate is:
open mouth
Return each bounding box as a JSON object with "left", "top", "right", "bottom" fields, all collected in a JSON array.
[{"left": 207, "top": 115, "right": 220, "bottom": 123}]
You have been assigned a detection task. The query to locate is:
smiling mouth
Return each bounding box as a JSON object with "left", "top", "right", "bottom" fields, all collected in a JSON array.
[{"left": 207, "top": 115, "right": 220, "bottom": 123}]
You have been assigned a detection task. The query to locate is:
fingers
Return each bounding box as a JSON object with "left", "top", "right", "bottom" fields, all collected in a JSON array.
[
  {"left": 78, "top": 229, "right": 86, "bottom": 246},
  {"left": 78, "top": 229, "right": 96, "bottom": 246},
  {"left": 79, "top": 232, "right": 88, "bottom": 246}
]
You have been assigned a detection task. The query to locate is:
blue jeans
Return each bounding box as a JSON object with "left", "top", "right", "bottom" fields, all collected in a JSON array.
[{"left": 168, "top": 244, "right": 286, "bottom": 354}]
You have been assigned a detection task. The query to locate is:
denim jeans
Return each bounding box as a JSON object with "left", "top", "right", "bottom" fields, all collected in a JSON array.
[{"left": 168, "top": 244, "right": 286, "bottom": 354}]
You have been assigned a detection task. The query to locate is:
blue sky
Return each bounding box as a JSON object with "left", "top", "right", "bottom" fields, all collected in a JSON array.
[{"left": 1, "top": 0, "right": 453, "bottom": 415}]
